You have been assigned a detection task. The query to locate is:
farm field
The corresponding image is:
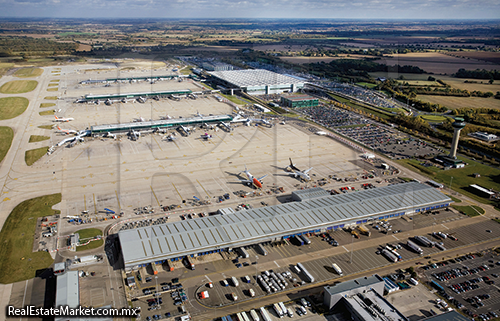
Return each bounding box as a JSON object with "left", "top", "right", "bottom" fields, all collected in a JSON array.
[
  {"left": 437, "top": 76, "right": 500, "bottom": 93},
  {"left": 417, "top": 95, "right": 500, "bottom": 109},
  {"left": 373, "top": 52, "right": 500, "bottom": 75},
  {"left": 0, "top": 80, "right": 38, "bottom": 94},
  {"left": 444, "top": 51, "right": 500, "bottom": 64}
]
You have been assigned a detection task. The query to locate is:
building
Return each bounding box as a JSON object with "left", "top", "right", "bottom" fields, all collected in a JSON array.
[
  {"left": 323, "top": 274, "right": 385, "bottom": 309},
  {"left": 118, "top": 183, "right": 452, "bottom": 270},
  {"left": 341, "top": 289, "right": 407, "bottom": 321},
  {"left": 468, "top": 131, "right": 499, "bottom": 142},
  {"left": 55, "top": 271, "right": 79, "bottom": 321},
  {"left": 291, "top": 187, "right": 331, "bottom": 202},
  {"left": 82, "top": 89, "right": 192, "bottom": 102},
  {"left": 434, "top": 155, "right": 465, "bottom": 168},
  {"left": 469, "top": 184, "right": 495, "bottom": 199},
  {"left": 449, "top": 118, "right": 466, "bottom": 159},
  {"left": 90, "top": 114, "right": 233, "bottom": 135},
  {"left": 383, "top": 277, "right": 399, "bottom": 294},
  {"left": 208, "top": 69, "right": 305, "bottom": 95},
  {"left": 420, "top": 310, "right": 470, "bottom": 321},
  {"left": 201, "top": 62, "right": 233, "bottom": 71},
  {"left": 280, "top": 94, "right": 319, "bottom": 108},
  {"left": 53, "top": 262, "right": 66, "bottom": 275}
]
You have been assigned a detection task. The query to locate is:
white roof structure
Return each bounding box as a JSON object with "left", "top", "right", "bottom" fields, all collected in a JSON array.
[
  {"left": 118, "top": 182, "right": 451, "bottom": 268},
  {"left": 55, "top": 271, "right": 79, "bottom": 308}
]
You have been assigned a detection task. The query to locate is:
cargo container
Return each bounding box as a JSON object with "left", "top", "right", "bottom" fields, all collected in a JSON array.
[
  {"left": 231, "top": 276, "right": 239, "bottom": 287},
  {"left": 415, "top": 235, "right": 435, "bottom": 248},
  {"left": 332, "top": 263, "right": 343, "bottom": 276},
  {"left": 259, "top": 307, "right": 272, "bottom": 321},
  {"left": 250, "top": 310, "right": 260, "bottom": 321},
  {"left": 407, "top": 240, "right": 423, "bottom": 254},
  {"left": 256, "top": 244, "right": 268, "bottom": 256},
  {"left": 300, "top": 235, "right": 311, "bottom": 245},
  {"left": 382, "top": 249, "right": 398, "bottom": 262}
]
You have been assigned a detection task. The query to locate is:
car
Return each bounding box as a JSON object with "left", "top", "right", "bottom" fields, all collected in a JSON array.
[
  {"left": 164, "top": 313, "right": 171, "bottom": 318},
  {"left": 145, "top": 277, "right": 152, "bottom": 282},
  {"left": 235, "top": 263, "right": 242, "bottom": 268},
  {"left": 486, "top": 230, "right": 492, "bottom": 233}
]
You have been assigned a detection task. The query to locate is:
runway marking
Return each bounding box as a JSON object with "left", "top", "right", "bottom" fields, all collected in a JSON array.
[
  {"left": 72, "top": 147, "right": 88, "bottom": 162},
  {"left": 172, "top": 182, "right": 183, "bottom": 202},
  {"left": 197, "top": 179, "right": 211, "bottom": 199},
  {"left": 342, "top": 246, "right": 349, "bottom": 252},
  {"left": 274, "top": 261, "right": 280, "bottom": 268},
  {"left": 205, "top": 275, "right": 212, "bottom": 283},
  {"left": 441, "top": 224, "right": 449, "bottom": 230},
  {"left": 392, "top": 235, "right": 399, "bottom": 240},
  {"left": 152, "top": 135, "right": 163, "bottom": 151},
  {"left": 150, "top": 185, "right": 160, "bottom": 207}
]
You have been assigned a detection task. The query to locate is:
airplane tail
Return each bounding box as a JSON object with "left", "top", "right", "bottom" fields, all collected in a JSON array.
[
  {"left": 289, "top": 158, "right": 294, "bottom": 166},
  {"left": 57, "top": 126, "right": 62, "bottom": 130},
  {"left": 54, "top": 116, "right": 58, "bottom": 120}
]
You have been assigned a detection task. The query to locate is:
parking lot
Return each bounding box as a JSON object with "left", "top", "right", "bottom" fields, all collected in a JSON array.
[{"left": 421, "top": 249, "right": 500, "bottom": 319}]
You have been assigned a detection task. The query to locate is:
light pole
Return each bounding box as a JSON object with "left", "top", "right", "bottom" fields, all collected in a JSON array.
[
  {"left": 255, "top": 255, "right": 259, "bottom": 285},
  {"left": 449, "top": 176, "right": 454, "bottom": 191},
  {"left": 155, "top": 275, "right": 160, "bottom": 309},
  {"left": 350, "top": 235, "right": 354, "bottom": 264}
]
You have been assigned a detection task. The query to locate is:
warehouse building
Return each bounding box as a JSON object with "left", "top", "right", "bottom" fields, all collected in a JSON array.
[
  {"left": 280, "top": 94, "right": 319, "bottom": 108},
  {"left": 82, "top": 89, "right": 192, "bottom": 102},
  {"left": 118, "top": 182, "right": 451, "bottom": 270},
  {"left": 208, "top": 69, "right": 305, "bottom": 95},
  {"left": 323, "top": 274, "right": 385, "bottom": 309},
  {"left": 91, "top": 114, "right": 233, "bottom": 134}
]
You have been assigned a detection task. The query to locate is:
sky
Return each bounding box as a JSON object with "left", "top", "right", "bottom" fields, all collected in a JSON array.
[{"left": 0, "top": 0, "right": 499, "bottom": 19}]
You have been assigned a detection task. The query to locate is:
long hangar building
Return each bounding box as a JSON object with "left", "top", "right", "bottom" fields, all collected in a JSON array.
[{"left": 118, "top": 182, "right": 452, "bottom": 270}]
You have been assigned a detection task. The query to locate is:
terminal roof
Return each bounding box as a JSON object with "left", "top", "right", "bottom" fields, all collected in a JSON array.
[{"left": 208, "top": 69, "right": 305, "bottom": 88}]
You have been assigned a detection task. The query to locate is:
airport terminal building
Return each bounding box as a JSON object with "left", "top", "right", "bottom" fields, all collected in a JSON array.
[
  {"left": 208, "top": 69, "right": 306, "bottom": 95},
  {"left": 118, "top": 182, "right": 452, "bottom": 270}
]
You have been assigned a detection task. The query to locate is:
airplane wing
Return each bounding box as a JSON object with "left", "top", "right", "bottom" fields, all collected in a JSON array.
[
  {"left": 304, "top": 167, "right": 313, "bottom": 174},
  {"left": 256, "top": 174, "right": 267, "bottom": 181}
]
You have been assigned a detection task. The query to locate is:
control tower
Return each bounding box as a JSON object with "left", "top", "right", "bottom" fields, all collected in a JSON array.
[{"left": 449, "top": 117, "right": 466, "bottom": 159}]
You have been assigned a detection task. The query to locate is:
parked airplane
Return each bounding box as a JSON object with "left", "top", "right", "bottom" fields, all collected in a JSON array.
[
  {"left": 54, "top": 116, "right": 74, "bottom": 122},
  {"left": 137, "top": 96, "right": 147, "bottom": 103},
  {"left": 106, "top": 132, "right": 116, "bottom": 139},
  {"left": 288, "top": 158, "right": 313, "bottom": 181},
  {"left": 162, "top": 134, "right": 176, "bottom": 141},
  {"left": 238, "top": 165, "right": 267, "bottom": 189},
  {"left": 56, "top": 126, "right": 77, "bottom": 135},
  {"left": 133, "top": 117, "right": 146, "bottom": 122},
  {"left": 160, "top": 114, "right": 172, "bottom": 120}
]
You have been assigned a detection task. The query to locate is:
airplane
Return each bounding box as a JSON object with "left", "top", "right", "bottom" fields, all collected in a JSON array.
[
  {"left": 133, "top": 117, "right": 146, "bottom": 122},
  {"left": 129, "top": 130, "right": 141, "bottom": 141},
  {"left": 54, "top": 116, "right": 74, "bottom": 122},
  {"left": 200, "top": 133, "right": 212, "bottom": 140},
  {"left": 162, "top": 134, "right": 176, "bottom": 141},
  {"left": 160, "top": 114, "right": 172, "bottom": 120},
  {"left": 287, "top": 158, "right": 313, "bottom": 181},
  {"left": 56, "top": 126, "right": 77, "bottom": 135},
  {"left": 238, "top": 165, "right": 267, "bottom": 189},
  {"left": 137, "top": 96, "right": 147, "bottom": 103},
  {"left": 106, "top": 132, "right": 116, "bottom": 139},
  {"left": 105, "top": 99, "right": 112, "bottom": 105},
  {"left": 195, "top": 110, "right": 203, "bottom": 117}
]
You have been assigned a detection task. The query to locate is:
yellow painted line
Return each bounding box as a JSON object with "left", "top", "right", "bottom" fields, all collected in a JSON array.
[
  {"left": 197, "top": 179, "right": 211, "bottom": 198},
  {"left": 152, "top": 135, "right": 163, "bottom": 151},
  {"left": 172, "top": 182, "right": 183, "bottom": 202},
  {"left": 150, "top": 185, "right": 160, "bottom": 207},
  {"left": 72, "top": 147, "right": 88, "bottom": 162},
  {"left": 115, "top": 190, "right": 121, "bottom": 210},
  {"left": 93, "top": 193, "right": 97, "bottom": 214}
]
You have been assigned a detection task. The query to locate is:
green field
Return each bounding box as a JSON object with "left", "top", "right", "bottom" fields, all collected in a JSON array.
[
  {"left": 29, "top": 135, "right": 49, "bottom": 143},
  {"left": 221, "top": 94, "right": 250, "bottom": 105},
  {"left": 0, "top": 194, "right": 61, "bottom": 284},
  {"left": 50, "top": 79, "right": 60, "bottom": 83},
  {"left": 25, "top": 146, "right": 49, "bottom": 166},
  {"left": 0, "top": 62, "right": 14, "bottom": 77},
  {"left": 0, "top": 127, "right": 13, "bottom": 163},
  {"left": 40, "top": 103, "right": 55, "bottom": 108},
  {"left": 14, "top": 68, "right": 43, "bottom": 78},
  {"left": 46, "top": 87, "right": 58, "bottom": 92},
  {"left": 48, "top": 83, "right": 58, "bottom": 87},
  {"left": 0, "top": 97, "right": 29, "bottom": 120},
  {"left": 397, "top": 158, "right": 500, "bottom": 206},
  {"left": 76, "top": 239, "right": 104, "bottom": 252},
  {"left": 44, "top": 96, "right": 58, "bottom": 100},
  {"left": 0, "top": 80, "right": 38, "bottom": 94},
  {"left": 451, "top": 205, "right": 484, "bottom": 217},
  {"left": 75, "top": 228, "right": 103, "bottom": 251},
  {"left": 39, "top": 110, "right": 54, "bottom": 116},
  {"left": 356, "top": 82, "right": 377, "bottom": 89},
  {"left": 420, "top": 115, "right": 448, "bottom": 122},
  {"left": 38, "top": 125, "right": 53, "bottom": 130}
]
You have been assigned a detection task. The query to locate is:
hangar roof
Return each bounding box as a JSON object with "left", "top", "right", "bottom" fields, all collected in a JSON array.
[
  {"left": 208, "top": 69, "right": 305, "bottom": 88},
  {"left": 55, "top": 271, "right": 79, "bottom": 308},
  {"left": 119, "top": 182, "right": 451, "bottom": 267}
]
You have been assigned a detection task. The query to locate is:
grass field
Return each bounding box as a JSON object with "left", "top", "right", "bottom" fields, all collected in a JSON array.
[
  {"left": 417, "top": 95, "right": 500, "bottom": 110},
  {"left": 0, "top": 97, "right": 29, "bottom": 120},
  {"left": 39, "top": 110, "right": 54, "bottom": 116},
  {"left": 75, "top": 228, "right": 104, "bottom": 252},
  {"left": 0, "top": 127, "right": 13, "bottom": 163},
  {"left": 0, "top": 193, "right": 61, "bottom": 284},
  {"left": 48, "top": 83, "right": 58, "bottom": 87},
  {"left": 50, "top": 79, "right": 60, "bottom": 83},
  {"left": 46, "top": 87, "right": 58, "bottom": 92},
  {"left": 221, "top": 94, "right": 250, "bottom": 105},
  {"left": 14, "top": 68, "right": 43, "bottom": 78},
  {"left": 25, "top": 146, "right": 49, "bottom": 166},
  {"left": 397, "top": 157, "right": 500, "bottom": 206},
  {"left": 38, "top": 125, "right": 53, "bottom": 130},
  {"left": 44, "top": 96, "right": 58, "bottom": 100},
  {"left": 0, "top": 80, "right": 38, "bottom": 94},
  {"left": 40, "top": 103, "right": 55, "bottom": 108},
  {"left": 356, "top": 82, "right": 378, "bottom": 89},
  {"left": 28, "top": 135, "right": 49, "bottom": 143},
  {"left": 420, "top": 115, "right": 448, "bottom": 122},
  {"left": 446, "top": 194, "right": 462, "bottom": 203},
  {"left": 76, "top": 239, "right": 104, "bottom": 252},
  {"left": 0, "top": 62, "right": 14, "bottom": 77},
  {"left": 451, "top": 205, "right": 484, "bottom": 217}
]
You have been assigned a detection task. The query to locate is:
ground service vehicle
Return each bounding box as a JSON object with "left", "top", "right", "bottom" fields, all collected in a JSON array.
[
  {"left": 382, "top": 249, "right": 398, "bottom": 262},
  {"left": 231, "top": 276, "right": 239, "bottom": 287},
  {"left": 407, "top": 240, "right": 423, "bottom": 254},
  {"left": 250, "top": 309, "right": 260, "bottom": 321},
  {"left": 297, "top": 262, "right": 315, "bottom": 282},
  {"left": 357, "top": 225, "right": 371, "bottom": 237}
]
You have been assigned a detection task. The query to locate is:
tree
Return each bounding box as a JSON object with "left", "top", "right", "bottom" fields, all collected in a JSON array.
[{"left": 490, "top": 79, "right": 494, "bottom": 85}]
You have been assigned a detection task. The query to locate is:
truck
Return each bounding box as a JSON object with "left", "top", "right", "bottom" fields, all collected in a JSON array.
[
  {"left": 436, "top": 243, "right": 446, "bottom": 251},
  {"left": 300, "top": 235, "right": 311, "bottom": 245},
  {"left": 248, "top": 288, "right": 255, "bottom": 297},
  {"left": 295, "top": 235, "right": 304, "bottom": 246},
  {"left": 388, "top": 247, "right": 402, "bottom": 261},
  {"left": 250, "top": 310, "right": 260, "bottom": 321},
  {"left": 414, "top": 235, "right": 435, "bottom": 248},
  {"left": 407, "top": 240, "right": 424, "bottom": 254},
  {"left": 256, "top": 244, "right": 268, "bottom": 256},
  {"left": 184, "top": 256, "right": 195, "bottom": 270},
  {"left": 273, "top": 303, "right": 283, "bottom": 318},
  {"left": 231, "top": 292, "right": 238, "bottom": 301},
  {"left": 238, "top": 247, "right": 249, "bottom": 258},
  {"left": 278, "top": 302, "right": 287, "bottom": 317},
  {"left": 199, "top": 291, "right": 209, "bottom": 299},
  {"left": 357, "top": 225, "right": 371, "bottom": 237},
  {"left": 297, "top": 262, "right": 315, "bottom": 283},
  {"left": 259, "top": 307, "right": 272, "bottom": 321},
  {"left": 351, "top": 230, "right": 360, "bottom": 239},
  {"left": 231, "top": 276, "right": 239, "bottom": 287},
  {"left": 382, "top": 249, "right": 398, "bottom": 263},
  {"left": 332, "top": 263, "right": 343, "bottom": 276}
]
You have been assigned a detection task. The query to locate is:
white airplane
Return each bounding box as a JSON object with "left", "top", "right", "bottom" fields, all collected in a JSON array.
[
  {"left": 133, "top": 117, "right": 145, "bottom": 122},
  {"left": 288, "top": 158, "right": 313, "bottom": 181},
  {"left": 54, "top": 116, "right": 74, "bottom": 122},
  {"left": 137, "top": 96, "right": 147, "bottom": 103},
  {"left": 160, "top": 114, "right": 172, "bottom": 120},
  {"left": 201, "top": 132, "right": 212, "bottom": 140},
  {"left": 238, "top": 165, "right": 267, "bottom": 189},
  {"left": 56, "top": 126, "right": 77, "bottom": 135},
  {"left": 106, "top": 132, "right": 116, "bottom": 139},
  {"left": 162, "top": 134, "right": 176, "bottom": 141},
  {"left": 195, "top": 110, "right": 203, "bottom": 117}
]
